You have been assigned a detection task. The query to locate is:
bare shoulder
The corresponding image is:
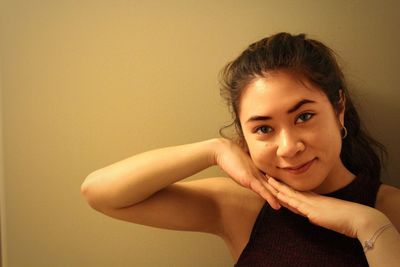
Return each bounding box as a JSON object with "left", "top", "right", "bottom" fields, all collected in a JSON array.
[
  {"left": 186, "top": 177, "right": 265, "bottom": 233},
  {"left": 198, "top": 176, "right": 265, "bottom": 208},
  {"left": 376, "top": 183, "right": 400, "bottom": 230},
  {"left": 196, "top": 177, "right": 265, "bottom": 259}
]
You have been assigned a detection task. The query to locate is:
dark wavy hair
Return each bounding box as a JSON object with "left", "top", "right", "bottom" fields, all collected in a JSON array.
[{"left": 219, "top": 32, "right": 386, "bottom": 181}]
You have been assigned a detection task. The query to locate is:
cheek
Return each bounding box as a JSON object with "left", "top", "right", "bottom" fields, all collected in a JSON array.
[
  {"left": 247, "top": 142, "right": 276, "bottom": 173},
  {"left": 314, "top": 124, "right": 342, "bottom": 159}
]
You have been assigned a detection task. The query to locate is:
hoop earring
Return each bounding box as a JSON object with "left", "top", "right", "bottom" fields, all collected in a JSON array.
[{"left": 341, "top": 126, "right": 348, "bottom": 139}]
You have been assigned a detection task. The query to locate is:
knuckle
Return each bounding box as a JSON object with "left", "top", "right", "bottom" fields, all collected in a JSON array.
[
  {"left": 240, "top": 178, "right": 250, "bottom": 188},
  {"left": 249, "top": 179, "right": 261, "bottom": 191}
]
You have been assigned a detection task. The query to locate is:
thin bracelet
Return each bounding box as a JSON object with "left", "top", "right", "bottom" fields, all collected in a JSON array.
[{"left": 363, "top": 223, "right": 393, "bottom": 252}]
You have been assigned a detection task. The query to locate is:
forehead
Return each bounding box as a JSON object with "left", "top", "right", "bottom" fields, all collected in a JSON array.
[{"left": 239, "top": 71, "right": 329, "bottom": 118}]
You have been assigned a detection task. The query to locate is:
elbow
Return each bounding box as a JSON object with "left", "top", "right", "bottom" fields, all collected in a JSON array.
[
  {"left": 80, "top": 178, "right": 92, "bottom": 205},
  {"left": 81, "top": 171, "right": 106, "bottom": 212}
]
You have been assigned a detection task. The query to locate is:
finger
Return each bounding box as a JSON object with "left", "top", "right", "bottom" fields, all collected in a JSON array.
[
  {"left": 267, "top": 177, "right": 292, "bottom": 194},
  {"left": 259, "top": 176, "right": 279, "bottom": 196},
  {"left": 278, "top": 200, "right": 301, "bottom": 215},
  {"left": 276, "top": 192, "right": 310, "bottom": 217},
  {"left": 249, "top": 179, "right": 281, "bottom": 210},
  {"left": 268, "top": 177, "right": 300, "bottom": 198}
]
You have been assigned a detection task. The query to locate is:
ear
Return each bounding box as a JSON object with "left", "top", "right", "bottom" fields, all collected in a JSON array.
[{"left": 337, "top": 89, "right": 346, "bottom": 126}]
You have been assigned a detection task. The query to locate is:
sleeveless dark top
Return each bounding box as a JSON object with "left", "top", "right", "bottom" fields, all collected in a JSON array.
[{"left": 235, "top": 175, "right": 381, "bottom": 267}]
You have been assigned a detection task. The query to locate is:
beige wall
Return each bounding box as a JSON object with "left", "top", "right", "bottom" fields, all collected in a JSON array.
[
  {"left": 1, "top": 50, "right": 5, "bottom": 267},
  {"left": 1, "top": 0, "right": 399, "bottom": 266}
]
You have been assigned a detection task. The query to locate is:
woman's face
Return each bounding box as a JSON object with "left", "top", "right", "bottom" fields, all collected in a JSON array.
[{"left": 239, "top": 71, "right": 353, "bottom": 193}]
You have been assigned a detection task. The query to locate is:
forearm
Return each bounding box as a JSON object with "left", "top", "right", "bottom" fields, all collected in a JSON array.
[
  {"left": 357, "top": 211, "right": 400, "bottom": 267},
  {"left": 81, "top": 138, "right": 220, "bottom": 209}
]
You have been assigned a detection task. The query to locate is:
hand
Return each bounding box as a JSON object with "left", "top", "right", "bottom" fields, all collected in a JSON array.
[
  {"left": 267, "top": 176, "right": 387, "bottom": 238},
  {"left": 214, "top": 138, "right": 280, "bottom": 209}
]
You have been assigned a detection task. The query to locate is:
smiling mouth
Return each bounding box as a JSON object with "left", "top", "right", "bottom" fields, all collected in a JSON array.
[{"left": 279, "top": 158, "right": 316, "bottom": 174}]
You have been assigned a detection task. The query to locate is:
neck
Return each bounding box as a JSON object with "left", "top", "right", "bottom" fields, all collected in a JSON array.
[{"left": 313, "top": 160, "right": 356, "bottom": 194}]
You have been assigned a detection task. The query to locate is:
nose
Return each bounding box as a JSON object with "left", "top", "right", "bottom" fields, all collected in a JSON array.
[{"left": 276, "top": 129, "right": 305, "bottom": 158}]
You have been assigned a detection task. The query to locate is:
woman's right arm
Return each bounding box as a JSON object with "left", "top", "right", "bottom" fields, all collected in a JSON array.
[
  {"left": 81, "top": 139, "right": 218, "bottom": 210},
  {"left": 81, "top": 138, "right": 279, "bottom": 234}
]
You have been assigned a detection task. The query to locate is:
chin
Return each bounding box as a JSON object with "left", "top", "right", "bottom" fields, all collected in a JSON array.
[
  {"left": 291, "top": 182, "right": 322, "bottom": 192},
  {"left": 275, "top": 173, "right": 326, "bottom": 192}
]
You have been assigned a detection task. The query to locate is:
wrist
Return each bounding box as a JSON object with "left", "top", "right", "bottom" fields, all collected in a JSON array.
[
  {"left": 203, "top": 138, "right": 226, "bottom": 167},
  {"left": 356, "top": 208, "right": 391, "bottom": 243},
  {"left": 209, "top": 137, "right": 233, "bottom": 166}
]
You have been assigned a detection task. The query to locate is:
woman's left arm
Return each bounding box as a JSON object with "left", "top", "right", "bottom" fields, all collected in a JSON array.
[{"left": 267, "top": 177, "right": 400, "bottom": 267}]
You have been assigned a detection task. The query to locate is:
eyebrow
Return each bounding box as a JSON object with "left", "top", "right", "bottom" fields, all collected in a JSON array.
[
  {"left": 287, "top": 99, "right": 316, "bottom": 113},
  {"left": 245, "top": 99, "right": 316, "bottom": 123}
]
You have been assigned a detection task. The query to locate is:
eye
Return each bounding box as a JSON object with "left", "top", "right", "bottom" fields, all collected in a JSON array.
[
  {"left": 296, "top": 112, "right": 314, "bottom": 123},
  {"left": 255, "top": 125, "right": 273, "bottom": 134}
]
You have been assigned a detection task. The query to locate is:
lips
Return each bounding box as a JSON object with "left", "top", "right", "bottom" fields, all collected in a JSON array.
[{"left": 279, "top": 158, "right": 316, "bottom": 174}]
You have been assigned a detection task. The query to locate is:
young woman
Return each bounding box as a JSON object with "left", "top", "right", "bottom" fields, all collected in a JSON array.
[{"left": 81, "top": 33, "right": 400, "bottom": 266}]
